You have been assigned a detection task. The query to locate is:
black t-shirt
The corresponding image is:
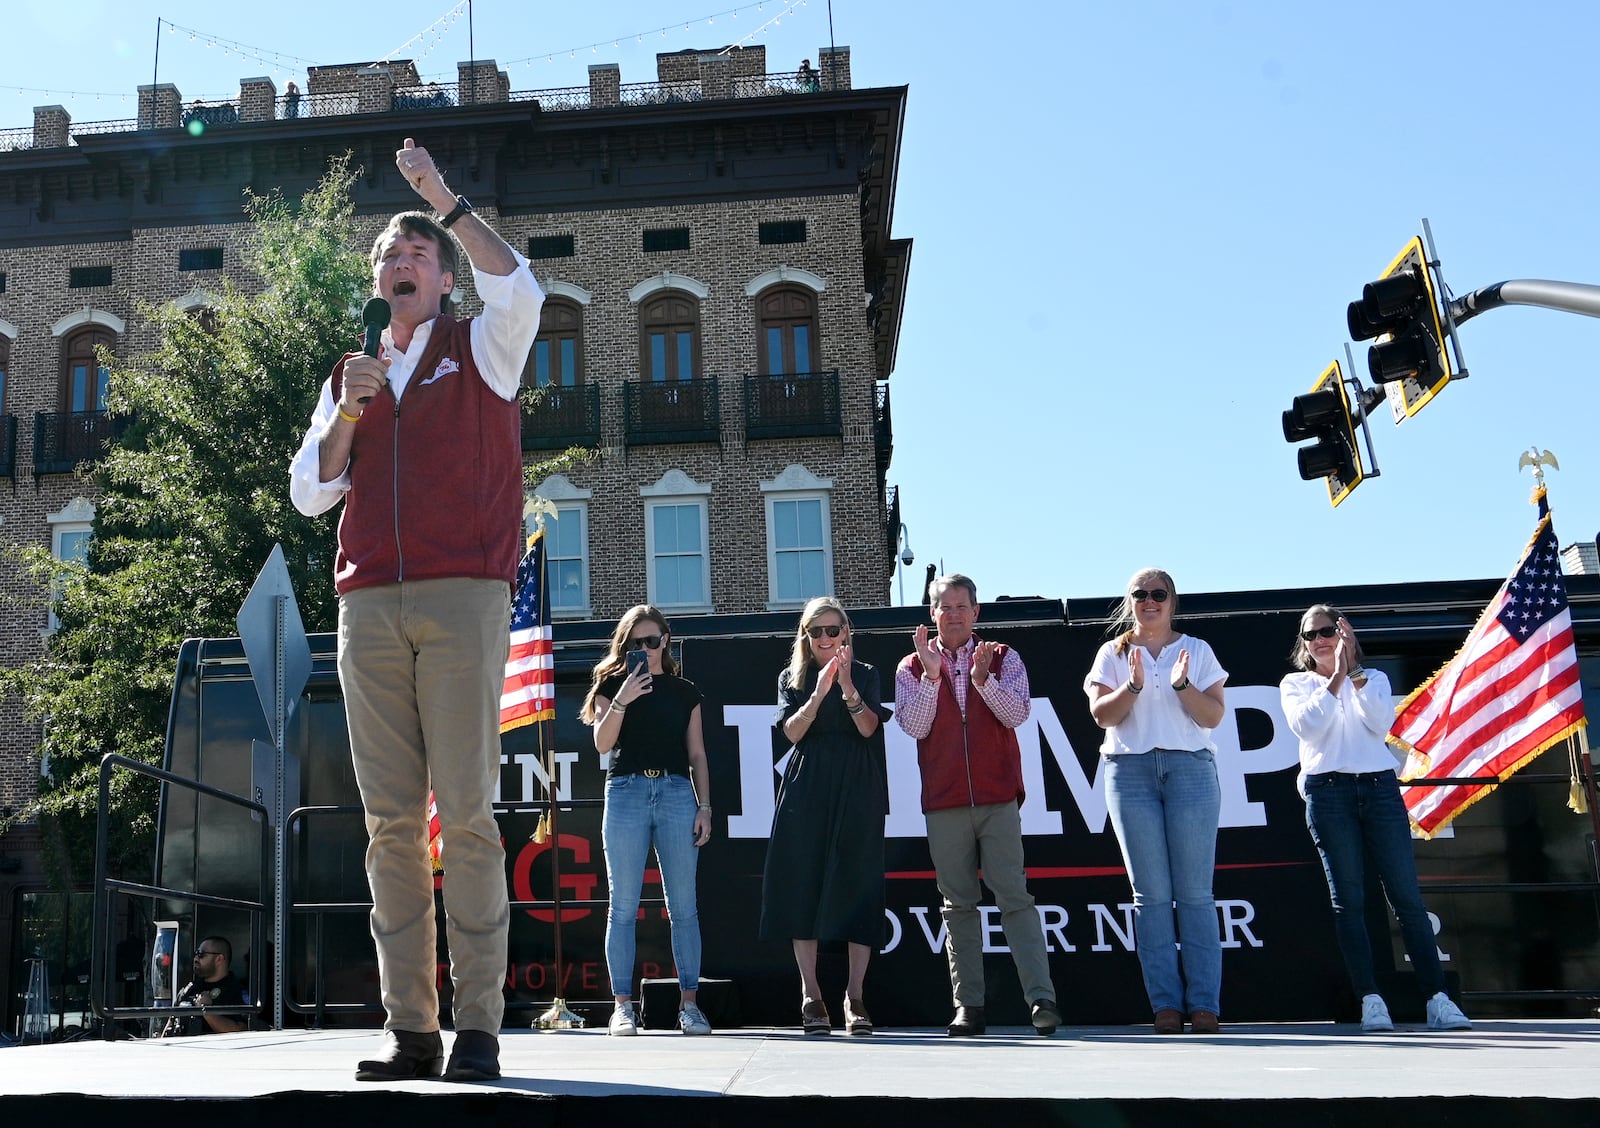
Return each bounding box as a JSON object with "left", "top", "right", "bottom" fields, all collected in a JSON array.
[
  {"left": 162, "top": 974, "right": 247, "bottom": 1037},
  {"left": 597, "top": 671, "right": 704, "bottom": 777}
]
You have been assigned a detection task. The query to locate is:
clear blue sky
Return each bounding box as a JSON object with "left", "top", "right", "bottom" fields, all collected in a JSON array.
[{"left": 6, "top": 1, "right": 1598, "bottom": 606}]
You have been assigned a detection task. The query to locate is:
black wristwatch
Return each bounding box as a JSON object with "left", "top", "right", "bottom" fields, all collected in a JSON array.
[{"left": 440, "top": 195, "right": 473, "bottom": 228}]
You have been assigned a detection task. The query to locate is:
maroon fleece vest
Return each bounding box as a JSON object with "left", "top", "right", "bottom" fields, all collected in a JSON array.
[
  {"left": 329, "top": 316, "right": 522, "bottom": 595},
  {"left": 907, "top": 644, "right": 1025, "bottom": 813}
]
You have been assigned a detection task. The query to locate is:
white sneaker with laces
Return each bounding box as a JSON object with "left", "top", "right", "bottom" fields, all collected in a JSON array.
[
  {"left": 678, "top": 1002, "right": 712, "bottom": 1036},
  {"left": 608, "top": 1003, "right": 638, "bottom": 1036},
  {"left": 1426, "top": 992, "right": 1471, "bottom": 1031},
  {"left": 1360, "top": 994, "right": 1393, "bottom": 1032}
]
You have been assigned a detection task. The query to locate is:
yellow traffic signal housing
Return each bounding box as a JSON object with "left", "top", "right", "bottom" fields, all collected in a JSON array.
[
  {"left": 1282, "top": 360, "right": 1364, "bottom": 507},
  {"left": 1346, "top": 235, "right": 1453, "bottom": 419}
]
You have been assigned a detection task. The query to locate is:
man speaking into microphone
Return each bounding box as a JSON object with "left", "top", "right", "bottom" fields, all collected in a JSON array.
[{"left": 289, "top": 137, "right": 542, "bottom": 1082}]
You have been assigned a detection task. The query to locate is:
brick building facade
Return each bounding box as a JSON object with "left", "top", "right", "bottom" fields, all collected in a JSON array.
[{"left": 0, "top": 46, "right": 910, "bottom": 1033}]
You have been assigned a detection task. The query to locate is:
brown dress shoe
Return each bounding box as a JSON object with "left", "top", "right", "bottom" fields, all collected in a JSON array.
[
  {"left": 443, "top": 1029, "right": 501, "bottom": 1081},
  {"left": 355, "top": 1029, "right": 444, "bottom": 1081},
  {"left": 1153, "top": 1008, "right": 1184, "bottom": 1034},
  {"left": 1188, "top": 1010, "right": 1220, "bottom": 1034},
  {"left": 947, "top": 1005, "right": 986, "bottom": 1036}
]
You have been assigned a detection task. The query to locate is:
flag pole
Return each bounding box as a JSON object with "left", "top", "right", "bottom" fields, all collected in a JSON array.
[
  {"left": 526, "top": 511, "right": 580, "bottom": 1030},
  {"left": 1529, "top": 456, "right": 1600, "bottom": 876}
]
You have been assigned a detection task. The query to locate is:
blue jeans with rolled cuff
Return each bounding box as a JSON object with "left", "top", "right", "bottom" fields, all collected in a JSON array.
[
  {"left": 602, "top": 771, "right": 702, "bottom": 998},
  {"left": 1304, "top": 770, "right": 1444, "bottom": 999},
  {"left": 1104, "top": 748, "right": 1223, "bottom": 1016}
]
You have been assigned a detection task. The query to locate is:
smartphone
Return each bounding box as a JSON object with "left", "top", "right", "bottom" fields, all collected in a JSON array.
[{"left": 625, "top": 649, "right": 650, "bottom": 677}]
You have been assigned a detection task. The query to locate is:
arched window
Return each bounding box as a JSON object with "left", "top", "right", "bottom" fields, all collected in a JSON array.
[
  {"left": 523, "top": 297, "right": 583, "bottom": 388},
  {"left": 757, "top": 285, "right": 820, "bottom": 376},
  {"left": 639, "top": 291, "right": 700, "bottom": 382},
  {"left": 61, "top": 326, "right": 114, "bottom": 413}
]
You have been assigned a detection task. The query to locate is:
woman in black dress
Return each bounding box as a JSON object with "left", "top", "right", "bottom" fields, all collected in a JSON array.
[{"left": 760, "top": 597, "right": 892, "bottom": 1035}]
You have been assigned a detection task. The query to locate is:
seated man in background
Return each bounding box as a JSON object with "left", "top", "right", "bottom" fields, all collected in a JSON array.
[{"left": 162, "top": 935, "right": 247, "bottom": 1036}]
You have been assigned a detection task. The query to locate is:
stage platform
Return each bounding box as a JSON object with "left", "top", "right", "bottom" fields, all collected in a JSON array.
[{"left": 3, "top": 1020, "right": 1598, "bottom": 1126}]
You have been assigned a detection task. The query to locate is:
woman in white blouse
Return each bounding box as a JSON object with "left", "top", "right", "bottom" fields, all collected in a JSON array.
[
  {"left": 1085, "top": 567, "right": 1228, "bottom": 1035},
  {"left": 1279, "top": 605, "right": 1470, "bottom": 1033}
]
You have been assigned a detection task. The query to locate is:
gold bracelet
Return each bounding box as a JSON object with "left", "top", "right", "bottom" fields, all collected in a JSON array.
[{"left": 337, "top": 406, "right": 361, "bottom": 423}]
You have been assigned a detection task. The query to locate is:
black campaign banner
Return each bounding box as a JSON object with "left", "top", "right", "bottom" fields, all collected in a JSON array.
[{"left": 496, "top": 612, "right": 1381, "bottom": 1027}]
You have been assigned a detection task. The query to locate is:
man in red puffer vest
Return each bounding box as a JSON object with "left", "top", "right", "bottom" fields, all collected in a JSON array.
[
  {"left": 290, "top": 137, "right": 541, "bottom": 1084},
  {"left": 894, "top": 573, "right": 1061, "bottom": 1038}
]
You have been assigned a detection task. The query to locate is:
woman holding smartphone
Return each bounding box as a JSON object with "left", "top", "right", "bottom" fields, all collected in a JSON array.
[
  {"left": 1084, "top": 568, "right": 1228, "bottom": 1035},
  {"left": 759, "top": 597, "right": 893, "bottom": 1035},
  {"left": 582, "top": 605, "right": 714, "bottom": 1037},
  {"left": 1280, "top": 606, "right": 1471, "bottom": 1032}
]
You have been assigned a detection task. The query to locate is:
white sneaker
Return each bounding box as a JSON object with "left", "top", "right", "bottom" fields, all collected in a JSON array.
[
  {"left": 608, "top": 1003, "right": 638, "bottom": 1036},
  {"left": 678, "top": 1002, "right": 712, "bottom": 1036},
  {"left": 1426, "top": 992, "right": 1471, "bottom": 1031},
  {"left": 1360, "top": 994, "right": 1393, "bottom": 1032}
]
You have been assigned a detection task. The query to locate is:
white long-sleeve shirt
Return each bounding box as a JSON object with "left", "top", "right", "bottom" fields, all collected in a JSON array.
[{"left": 1279, "top": 668, "right": 1403, "bottom": 796}]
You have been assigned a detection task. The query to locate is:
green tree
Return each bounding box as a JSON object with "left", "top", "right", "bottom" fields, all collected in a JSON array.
[{"left": 0, "top": 158, "right": 370, "bottom": 883}]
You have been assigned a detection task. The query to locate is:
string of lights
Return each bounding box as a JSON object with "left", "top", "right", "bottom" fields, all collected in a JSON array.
[
  {"left": 500, "top": 1, "right": 813, "bottom": 71},
  {"left": 376, "top": 0, "right": 469, "bottom": 68}
]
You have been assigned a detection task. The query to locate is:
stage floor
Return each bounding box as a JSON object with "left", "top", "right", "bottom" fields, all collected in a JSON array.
[{"left": 4, "top": 1019, "right": 1599, "bottom": 1104}]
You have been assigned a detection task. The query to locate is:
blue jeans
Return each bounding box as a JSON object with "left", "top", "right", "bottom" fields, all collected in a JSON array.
[
  {"left": 602, "top": 772, "right": 702, "bottom": 997},
  {"left": 1104, "top": 749, "right": 1222, "bottom": 1015},
  {"left": 1304, "top": 770, "right": 1443, "bottom": 999}
]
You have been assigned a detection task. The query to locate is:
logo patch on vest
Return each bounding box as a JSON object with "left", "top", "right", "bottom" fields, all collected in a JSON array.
[{"left": 421, "top": 357, "right": 460, "bottom": 385}]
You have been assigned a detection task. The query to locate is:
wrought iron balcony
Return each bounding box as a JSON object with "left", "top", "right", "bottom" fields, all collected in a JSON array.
[
  {"left": 885, "top": 484, "right": 901, "bottom": 571},
  {"left": 34, "top": 410, "right": 124, "bottom": 476},
  {"left": 0, "top": 414, "right": 15, "bottom": 478},
  {"left": 624, "top": 378, "right": 721, "bottom": 447},
  {"left": 743, "top": 370, "right": 841, "bottom": 442},
  {"left": 874, "top": 381, "right": 893, "bottom": 471},
  {"left": 521, "top": 383, "right": 601, "bottom": 452}
]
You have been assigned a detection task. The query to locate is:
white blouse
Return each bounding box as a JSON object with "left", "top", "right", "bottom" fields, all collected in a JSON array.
[
  {"left": 1084, "top": 634, "right": 1228, "bottom": 756},
  {"left": 1279, "top": 668, "right": 1402, "bottom": 795}
]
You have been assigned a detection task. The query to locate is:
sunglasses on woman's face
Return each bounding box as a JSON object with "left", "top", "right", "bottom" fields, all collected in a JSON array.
[
  {"left": 1300, "top": 625, "right": 1339, "bottom": 641},
  {"left": 628, "top": 634, "right": 664, "bottom": 650},
  {"left": 1131, "top": 588, "right": 1169, "bottom": 604},
  {"left": 807, "top": 624, "right": 845, "bottom": 640}
]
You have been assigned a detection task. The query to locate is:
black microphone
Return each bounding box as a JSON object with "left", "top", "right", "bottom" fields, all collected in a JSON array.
[{"left": 357, "top": 297, "right": 391, "bottom": 403}]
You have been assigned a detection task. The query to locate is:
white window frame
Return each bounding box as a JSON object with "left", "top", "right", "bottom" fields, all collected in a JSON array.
[
  {"left": 641, "top": 470, "right": 713, "bottom": 614},
  {"left": 46, "top": 496, "right": 96, "bottom": 633},
  {"left": 761, "top": 465, "right": 834, "bottom": 610},
  {"left": 531, "top": 475, "right": 593, "bottom": 619}
]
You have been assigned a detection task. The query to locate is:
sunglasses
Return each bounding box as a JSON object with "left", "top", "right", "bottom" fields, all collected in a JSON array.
[
  {"left": 807, "top": 624, "right": 845, "bottom": 640},
  {"left": 193, "top": 950, "right": 223, "bottom": 959},
  {"left": 1300, "top": 625, "right": 1339, "bottom": 641},
  {"left": 1131, "top": 589, "right": 1169, "bottom": 604},
  {"left": 627, "top": 634, "right": 664, "bottom": 650}
]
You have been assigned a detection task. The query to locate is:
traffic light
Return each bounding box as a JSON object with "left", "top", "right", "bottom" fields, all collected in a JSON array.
[
  {"left": 1346, "top": 234, "right": 1453, "bottom": 419},
  {"left": 1283, "top": 360, "right": 1364, "bottom": 507}
]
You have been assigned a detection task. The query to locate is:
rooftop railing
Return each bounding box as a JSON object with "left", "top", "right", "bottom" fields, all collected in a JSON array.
[{"left": 2, "top": 68, "right": 835, "bottom": 147}]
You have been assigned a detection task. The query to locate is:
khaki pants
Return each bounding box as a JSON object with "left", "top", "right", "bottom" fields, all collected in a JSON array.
[
  {"left": 925, "top": 801, "right": 1056, "bottom": 1009},
  {"left": 338, "top": 577, "right": 511, "bottom": 1034}
]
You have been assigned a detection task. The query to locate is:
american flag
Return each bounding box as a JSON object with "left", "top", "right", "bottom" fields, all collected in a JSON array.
[
  {"left": 1389, "top": 486, "right": 1587, "bottom": 838},
  {"left": 500, "top": 529, "right": 556, "bottom": 732}
]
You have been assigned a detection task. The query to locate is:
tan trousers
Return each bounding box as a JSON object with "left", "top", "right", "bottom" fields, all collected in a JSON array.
[
  {"left": 338, "top": 577, "right": 511, "bottom": 1034},
  {"left": 925, "top": 800, "right": 1056, "bottom": 1009}
]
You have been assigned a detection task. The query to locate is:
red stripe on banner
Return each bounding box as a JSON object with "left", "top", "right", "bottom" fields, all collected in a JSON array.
[{"left": 1396, "top": 628, "right": 1519, "bottom": 750}]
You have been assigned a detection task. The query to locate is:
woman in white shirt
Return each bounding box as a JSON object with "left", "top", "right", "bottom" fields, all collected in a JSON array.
[
  {"left": 1085, "top": 568, "right": 1228, "bottom": 1035},
  {"left": 1279, "top": 605, "right": 1470, "bottom": 1033}
]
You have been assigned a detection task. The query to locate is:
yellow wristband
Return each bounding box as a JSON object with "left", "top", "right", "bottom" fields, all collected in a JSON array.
[{"left": 337, "top": 406, "right": 361, "bottom": 424}]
